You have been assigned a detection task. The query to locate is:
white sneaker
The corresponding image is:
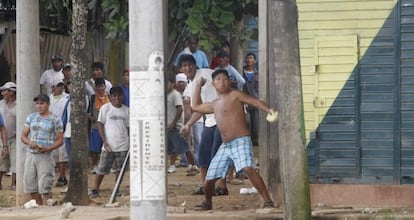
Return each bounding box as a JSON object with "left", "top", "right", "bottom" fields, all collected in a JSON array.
[
  {"left": 90, "top": 166, "right": 97, "bottom": 174},
  {"left": 167, "top": 165, "right": 176, "bottom": 173},
  {"left": 61, "top": 186, "right": 68, "bottom": 193},
  {"left": 187, "top": 165, "right": 199, "bottom": 172},
  {"left": 192, "top": 165, "right": 199, "bottom": 171}
]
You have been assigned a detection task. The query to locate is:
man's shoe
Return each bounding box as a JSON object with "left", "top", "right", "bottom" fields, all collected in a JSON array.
[
  {"left": 187, "top": 165, "right": 199, "bottom": 172},
  {"left": 263, "top": 200, "right": 275, "bottom": 208},
  {"left": 90, "top": 189, "right": 99, "bottom": 198},
  {"left": 61, "top": 186, "right": 68, "bottom": 193},
  {"left": 90, "top": 166, "right": 97, "bottom": 174},
  {"left": 214, "top": 187, "right": 229, "bottom": 196},
  {"left": 167, "top": 165, "right": 176, "bottom": 173},
  {"left": 56, "top": 177, "right": 68, "bottom": 187},
  {"left": 191, "top": 186, "right": 204, "bottom": 195}
]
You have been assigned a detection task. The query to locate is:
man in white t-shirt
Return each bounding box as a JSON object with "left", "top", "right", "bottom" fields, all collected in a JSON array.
[
  {"left": 90, "top": 86, "right": 129, "bottom": 198},
  {"left": 49, "top": 78, "right": 70, "bottom": 188},
  {"left": 85, "top": 62, "right": 112, "bottom": 97},
  {"left": 40, "top": 54, "right": 64, "bottom": 95}
]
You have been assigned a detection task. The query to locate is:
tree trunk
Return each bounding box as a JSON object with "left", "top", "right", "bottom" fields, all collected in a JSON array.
[
  {"left": 64, "top": 0, "right": 89, "bottom": 205},
  {"left": 230, "top": 18, "right": 247, "bottom": 73}
]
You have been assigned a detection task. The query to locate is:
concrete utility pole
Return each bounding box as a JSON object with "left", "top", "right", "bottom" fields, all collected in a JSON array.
[
  {"left": 267, "top": 0, "right": 311, "bottom": 219},
  {"left": 129, "top": 1, "right": 166, "bottom": 219},
  {"left": 16, "top": 2, "right": 40, "bottom": 205}
]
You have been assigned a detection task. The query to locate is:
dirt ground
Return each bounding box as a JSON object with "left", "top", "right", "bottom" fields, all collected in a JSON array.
[
  {"left": 0, "top": 147, "right": 264, "bottom": 211},
  {"left": 1, "top": 149, "right": 413, "bottom": 219}
]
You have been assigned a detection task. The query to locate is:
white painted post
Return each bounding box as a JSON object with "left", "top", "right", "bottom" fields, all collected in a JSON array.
[
  {"left": 129, "top": 1, "right": 166, "bottom": 219},
  {"left": 15, "top": 1, "right": 41, "bottom": 205}
]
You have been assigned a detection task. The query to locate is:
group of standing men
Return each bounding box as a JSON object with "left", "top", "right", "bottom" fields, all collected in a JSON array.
[
  {"left": 0, "top": 35, "right": 273, "bottom": 210},
  {"left": 0, "top": 53, "right": 130, "bottom": 205}
]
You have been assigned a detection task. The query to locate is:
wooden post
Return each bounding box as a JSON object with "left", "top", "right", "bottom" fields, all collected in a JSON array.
[
  {"left": 258, "top": 0, "right": 281, "bottom": 205},
  {"left": 269, "top": 0, "right": 311, "bottom": 219}
]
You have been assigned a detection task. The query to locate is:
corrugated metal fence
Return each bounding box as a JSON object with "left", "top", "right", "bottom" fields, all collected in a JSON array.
[{"left": 2, "top": 31, "right": 128, "bottom": 86}]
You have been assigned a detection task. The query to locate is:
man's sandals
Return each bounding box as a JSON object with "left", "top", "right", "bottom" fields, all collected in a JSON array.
[
  {"left": 191, "top": 186, "right": 204, "bottom": 195},
  {"left": 214, "top": 187, "right": 228, "bottom": 196},
  {"left": 194, "top": 201, "right": 212, "bottom": 210},
  {"left": 263, "top": 200, "right": 275, "bottom": 208},
  {"left": 191, "top": 186, "right": 229, "bottom": 196}
]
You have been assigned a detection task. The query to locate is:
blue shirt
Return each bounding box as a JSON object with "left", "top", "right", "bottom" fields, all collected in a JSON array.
[
  {"left": 121, "top": 84, "right": 130, "bottom": 107},
  {"left": 0, "top": 113, "right": 4, "bottom": 127},
  {"left": 174, "top": 48, "right": 209, "bottom": 69},
  {"left": 24, "top": 112, "right": 63, "bottom": 153}
]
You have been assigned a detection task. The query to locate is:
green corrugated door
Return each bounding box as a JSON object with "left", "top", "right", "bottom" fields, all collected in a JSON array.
[
  {"left": 313, "top": 36, "right": 359, "bottom": 177},
  {"left": 400, "top": 0, "right": 414, "bottom": 184}
]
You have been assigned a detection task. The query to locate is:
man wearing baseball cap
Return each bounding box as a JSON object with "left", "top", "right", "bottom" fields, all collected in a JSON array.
[
  {"left": 0, "top": 81, "right": 17, "bottom": 189},
  {"left": 40, "top": 54, "right": 64, "bottom": 95},
  {"left": 21, "top": 93, "right": 63, "bottom": 205}
]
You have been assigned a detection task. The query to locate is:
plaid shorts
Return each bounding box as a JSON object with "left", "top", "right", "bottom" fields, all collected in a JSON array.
[
  {"left": 206, "top": 136, "right": 254, "bottom": 181},
  {"left": 95, "top": 150, "right": 128, "bottom": 175}
]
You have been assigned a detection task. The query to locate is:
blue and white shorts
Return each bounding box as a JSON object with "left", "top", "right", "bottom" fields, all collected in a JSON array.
[{"left": 206, "top": 136, "right": 254, "bottom": 181}]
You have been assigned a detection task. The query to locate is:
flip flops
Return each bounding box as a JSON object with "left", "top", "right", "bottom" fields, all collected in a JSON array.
[
  {"left": 194, "top": 201, "right": 212, "bottom": 210},
  {"left": 191, "top": 186, "right": 204, "bottom": 195},
  {"left": 214, "top": 187, "right": 229, "bottom": 196},
  {"left": 263, "top": 200, "right": 275, "bottom": 208}
]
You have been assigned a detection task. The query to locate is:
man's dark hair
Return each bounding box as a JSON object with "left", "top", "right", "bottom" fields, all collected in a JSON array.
[
  {"left": 217, "top": 50, "right": 229, "bottom": 58},
  {"left": 187, "top": 36, "right": 198, "bottom": 43},
  {"left": 110, "top": 86, "right": 124, "bottom": 96},
  {"left": 91, "top": 61, "right": 104, "bottom": 71},
  {"left": 222, "top": 40, "right": 230, "bottom": 48},
  {"left": 95, "top": 77, "right": 106, "bottom": 86},
  {"left": 245, "top": 52, "right": 256, "bottom": 60},
  {"left": 178, "top": 54, "right": 196, "bottom": 67},
  {"left": 212, "top": 69, "right": 230, "bottom": 80}
]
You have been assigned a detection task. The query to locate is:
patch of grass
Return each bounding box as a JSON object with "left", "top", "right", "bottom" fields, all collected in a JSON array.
[{"left": 0, "top": 194, "right": 9, "bottom": 207}]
